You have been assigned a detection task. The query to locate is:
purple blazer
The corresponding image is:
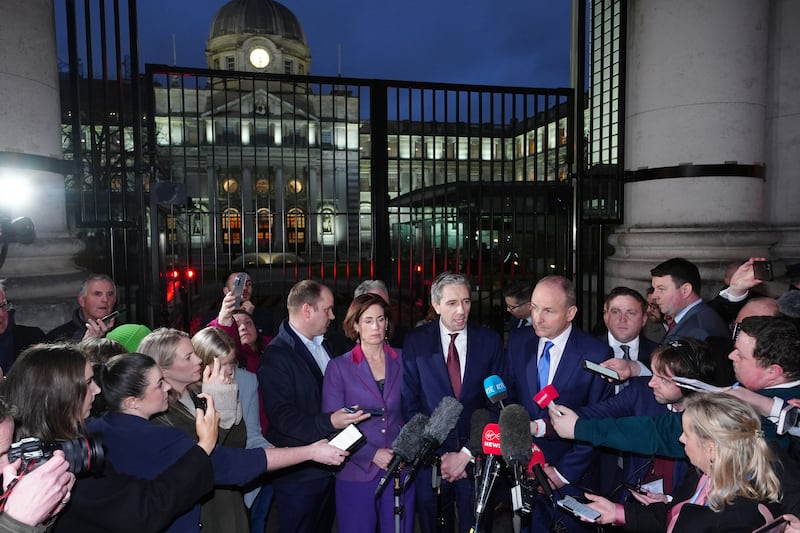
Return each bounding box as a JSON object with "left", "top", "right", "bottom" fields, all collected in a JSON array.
[{"left": 321, "top": 345, "right": 404, "bottom": 483}]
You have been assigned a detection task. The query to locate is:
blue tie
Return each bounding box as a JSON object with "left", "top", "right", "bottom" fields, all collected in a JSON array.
[{"left": 538, "top": 341, "right": 554, "bottom": 390}]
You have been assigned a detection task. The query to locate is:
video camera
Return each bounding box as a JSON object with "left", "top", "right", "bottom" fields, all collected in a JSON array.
[
  {"left": 0, "top": 216, "right": 35, "bottom": 245},
  {"left": 8, "top": 434, "right": 105, "bottom": 476}
]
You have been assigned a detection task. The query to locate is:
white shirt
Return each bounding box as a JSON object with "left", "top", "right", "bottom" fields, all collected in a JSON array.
[
  {"left": 537, "top": 325, "right": 572, "bottom": 385},
  {"left": 608, "top": 332, "right": 652, "bottom": 378},
  {"left": 439, "top": 322, "right": 467, "bottom": 380},
  {"left": 289, "top": 322, "right": 330, "bottom": 374}
]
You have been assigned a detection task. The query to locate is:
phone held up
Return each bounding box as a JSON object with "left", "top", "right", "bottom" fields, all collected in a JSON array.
[
  {"left": 231, "top": 273, "right": 246, "bottom": 308},
  {"left": 100, "top": 310, "right": 120, "bottom": 324},
  {"left": 189, "top": 390, "right": 207, "bottom": 413},
  {"left": 753, "top": 260, "right": 774, "bottom": 282}
]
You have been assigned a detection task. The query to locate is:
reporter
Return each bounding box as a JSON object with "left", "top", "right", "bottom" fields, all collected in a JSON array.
[
  {"left": 584, "top": 394, "right": 781, "bottom": 532},
  {"left": 2, "top": 343, "right": 218, "bottom": 533},
  {"left": 134, "top": 330, "right": 347, "bottom": 532},
  {"left": 0, "top": 397, "right": 74, "bottom": 532}
]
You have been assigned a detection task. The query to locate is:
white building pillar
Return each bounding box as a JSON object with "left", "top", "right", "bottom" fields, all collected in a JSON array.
[
  {"left": 0, "top": 0, "right": 85, "bottom": 329},
  {"left": 607, "top": 0, "right": 788, "bottom": 298},
  {"left": 764, "top": 0, "right": 800, "bottom": 265}
]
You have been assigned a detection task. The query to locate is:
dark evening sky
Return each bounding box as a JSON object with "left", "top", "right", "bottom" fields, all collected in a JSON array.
[{"left": 125, "top": 0, "right": 572, "bottom": 89}]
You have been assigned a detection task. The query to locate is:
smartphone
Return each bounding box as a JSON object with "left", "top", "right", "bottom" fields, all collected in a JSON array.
[
  {"left": 344, "top": 406, "right": 384, "bottom": 416},
  {"left": 623, "top": 482, "right": 648, "bottom": 495},
  {"left": 752, "top": 516, "right": 787, "bottom": 533},
  {"left": 101, "top": 310, "right": 119, "bottom": 324},
  {"left": 777, "top": 403, "right": 799, "bottom": 435},
  {"left": 556, "top": 495, "right": 601, "bottom": 522},
  {"left": 189, "top": 390, "right": 207, "bottom": 413},
  {"left": 583, "top": 359, "right": 621, "bottom": 383},
  {"left": 753, "top": 260, "right": 774, "bottom": 282},
  {"left": 232, "top": 273, "right": 246, "bottom": 308}
]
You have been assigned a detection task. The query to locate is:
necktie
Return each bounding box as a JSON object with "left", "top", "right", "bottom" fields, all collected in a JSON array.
[
  {"left": 620, "top": 344, "right": 631, "bottom": 360},
  {"left": 617, "top": 344, "right": 631, "bottom": 392},
  {"left": 447, "top": 333, "right": 461, "bottom": 398},
  {"left": 538, "top": 341, "right": 553, "bottom": 390}
]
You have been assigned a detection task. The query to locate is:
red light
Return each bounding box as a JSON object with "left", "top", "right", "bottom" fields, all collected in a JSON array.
[
  {"left": 415, "top": 265, "right": 423, "bottom": 273},
  {"left": 169, "top": 269, "right": 180, "bottom": 279},
  {"left": 185, "top": 268, "right": 195, "bottom": 279}
]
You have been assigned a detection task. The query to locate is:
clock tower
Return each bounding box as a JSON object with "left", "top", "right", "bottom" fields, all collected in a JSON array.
[{"left": 205, "top": 0, "right": 311, "bottom": 76}]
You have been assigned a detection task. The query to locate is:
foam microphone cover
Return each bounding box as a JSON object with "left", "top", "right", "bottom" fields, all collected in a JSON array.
[
  {"left": 394, "top": 413, "right": 429, "bottom": 461},
  {"left": 499, "top": 404, "right": 533, "bottom": 463},
  {"left": 423, "top": 396, "right": 463, "bottom": 445},
  {"left": 778, "top": 291, "right": 800, "bottom": 319},
  {"left": 469, "top": 409, "right": 492, "bottom": 456}
]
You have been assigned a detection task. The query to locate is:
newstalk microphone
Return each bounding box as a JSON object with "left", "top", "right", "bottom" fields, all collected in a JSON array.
[
  {"left": 469, "top": 409, "right": 491, "bottom": 496},
  {"left": 375, "top": 413, "right": 429, "bottom": 497},
  {"left": 483, "top": 375, "right": 508, "bottom": 409},
  {"left": 473, "top": 423, "right": 503, "bottom": 530},
  {"left": 404, "top": 396, "right": 463, "bottom": 488},
  {"left": 499, "top": 404, "right": 533, "bottom": 515}
]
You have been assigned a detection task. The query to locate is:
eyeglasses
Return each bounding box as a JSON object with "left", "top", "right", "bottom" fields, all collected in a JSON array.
[
  {"left": 667, "top": 340, "right": 701, "bottom": 375},
  {"left": 731, "top": 321, "right": 742, "bottom": 341},
  {"left": 506, "top": 301, "right": 530, "bottom": 312},
  {"left": 0, "top": 300, "right": 13, "bottom": 312}
]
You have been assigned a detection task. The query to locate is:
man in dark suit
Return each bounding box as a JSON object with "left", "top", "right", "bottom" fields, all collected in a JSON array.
[
  {"left": 258, "top": 280, "right": 369, "bottom": 533},
  {"left": 599, "top": 286, "right": 660, "bottom": 389},
  {"left": 503, "top": 280, "right": 533, "bottom": 333},
  {"left": 402, "top": 272, "right": 506, "bottom": 533},
  {"left": 506, "top": 275, "right": 614, "bottom": 532},
  {"left": 650, "top": 257, "right": 729, "bottom": 343},
  {"left": 0, "top": 282, "right": 44, "bottom": 374}
]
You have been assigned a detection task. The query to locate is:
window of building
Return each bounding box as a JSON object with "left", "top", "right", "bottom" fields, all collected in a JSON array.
[
  {"left": 284, "top": 60, "right": 293, "bottom": 74},
  {"left": 286, "top": 207, "right": 305, "bottom": 246},
  {"left": 222, "top": 207, "right": 241, "bottom": 245},
  {"left": 225, "top": 56, "right": 235, "bottom": 71},
  {"left": 298, "top": 63, "right": 304, "bottom": 75},
  {"left": 256, "top": 208, "right": 273, "bottom": 247}
]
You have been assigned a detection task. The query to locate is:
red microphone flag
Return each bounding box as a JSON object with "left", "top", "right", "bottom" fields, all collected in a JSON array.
[{"left": 481, "top": 423, "right": 502, "bottom": 456}]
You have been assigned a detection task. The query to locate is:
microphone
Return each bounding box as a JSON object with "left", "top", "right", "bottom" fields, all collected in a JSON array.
[
  {"left": 474, "top": 423, "right": 503, "bottom": 527},
  {"left": 405, "top": 396, "right": 464, "bottom": 488},
  {"left": 526, "top": 442, "right": 546, "bottom": 476},
  {"left": 483, "top": 375, "right": 508, "bottom": 408},
  {"left": 532, "top": 464, "right": 556, "bottom": 507},
  {"left": 499, "top": 404, "right": 533, "bottom": 514},
  {"left": 375, "top": 413, "right": 429, "bottom": 497},
  {"left": 469, "top": 409, "right": 491, "bottom": 496},
  {"left": 533, "top": 384, "right": 559, "bottom": 409}
]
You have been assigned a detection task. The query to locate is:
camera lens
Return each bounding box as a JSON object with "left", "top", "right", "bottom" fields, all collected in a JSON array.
[{"left": 58, "top": 434, "right": 105, "bottom": 475}]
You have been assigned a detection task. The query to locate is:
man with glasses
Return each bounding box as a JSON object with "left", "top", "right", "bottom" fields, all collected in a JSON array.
[
  {"left": 551, "top": 338, "right": 715, "bottom": 500},
  {"left": 553, "top": 316, "right": 800, "bottom": 457},
  {"left": 0, "top": 280, "right": 44, "bottom": 374},
  {"left": 503, "top": 280, "right": 533, "bottom": 332},
  {"left": 644, "top": 288, "right": 671, "bottom": 343}
]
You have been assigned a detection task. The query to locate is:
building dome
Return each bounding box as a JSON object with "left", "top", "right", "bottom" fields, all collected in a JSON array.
[{"left": 209, "top": 0, "right": 306, "bottom": 45}]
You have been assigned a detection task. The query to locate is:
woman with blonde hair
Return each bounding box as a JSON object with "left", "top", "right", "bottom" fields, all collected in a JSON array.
[
  {"left": 92, "top": 329, "right": 345, "bottom": 533},
  {"left": 585, "top": 393, "right": 782, "bottom": 532}
]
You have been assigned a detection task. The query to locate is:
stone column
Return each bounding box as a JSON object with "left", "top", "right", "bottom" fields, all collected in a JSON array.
[
  {"left": 764, "top": 0, "right": 800, "bottom": 269},
  {"left": 607, "top": 0, "right": 784, "bottom": 299},
  {"left": 0, "top": 0, "right": 85, "bottom": 330}
]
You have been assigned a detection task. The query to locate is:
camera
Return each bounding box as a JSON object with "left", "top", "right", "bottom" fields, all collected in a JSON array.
[
  {"left": 8, "top": 434, "right": 105, "bottom": 475},
  {"left": 0, "top": 216, "right": 35, "bottom": 245}
]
